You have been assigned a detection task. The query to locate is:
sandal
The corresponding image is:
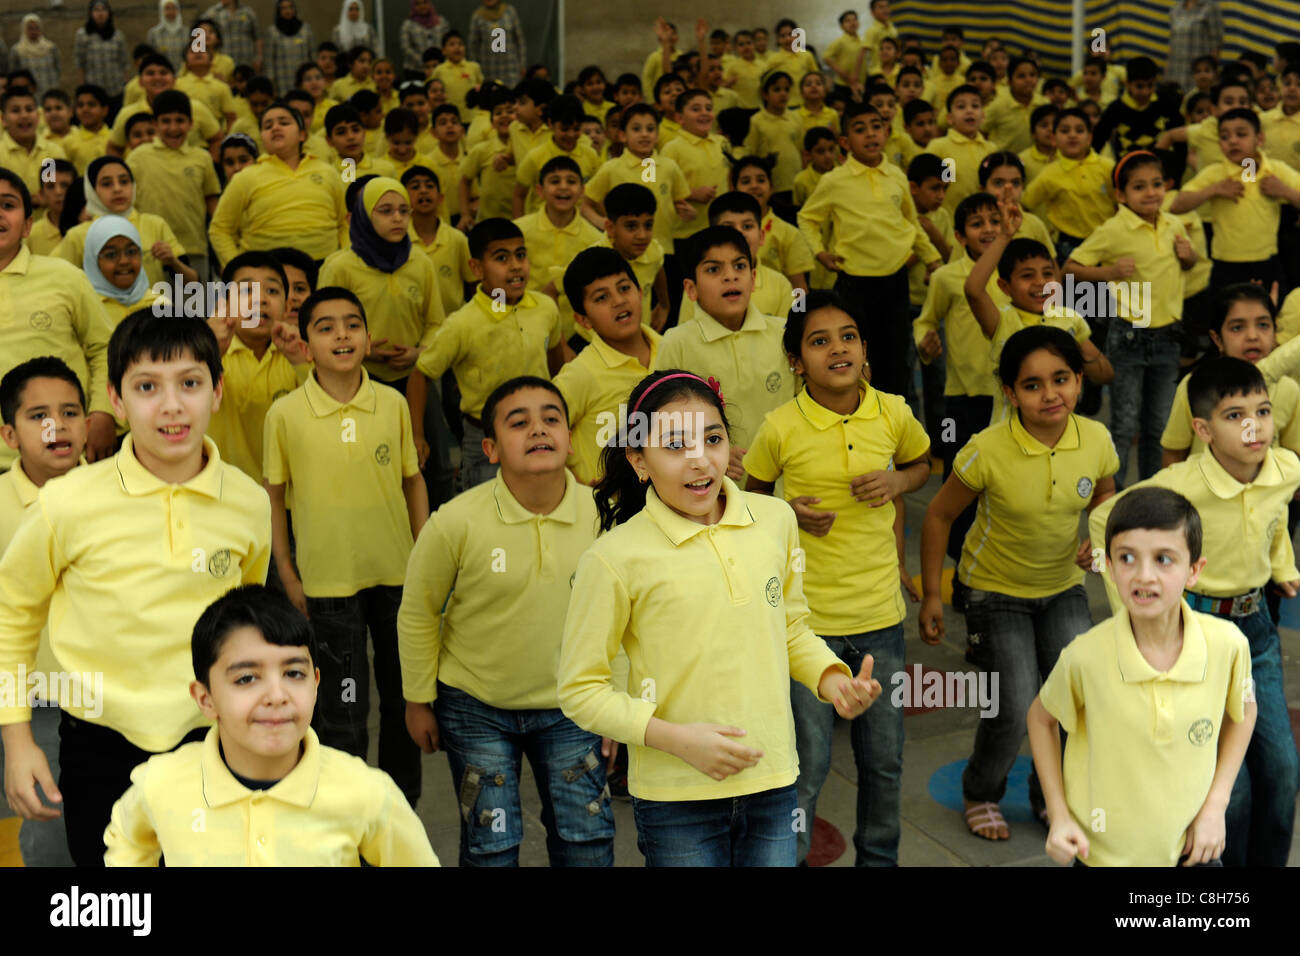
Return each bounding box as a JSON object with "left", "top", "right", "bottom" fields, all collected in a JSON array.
[{"left": 964, "top": 800, "right": 1010, "bottom": 841}]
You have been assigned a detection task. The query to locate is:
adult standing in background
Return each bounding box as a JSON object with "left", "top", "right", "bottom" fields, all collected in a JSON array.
[
  {"left": 335, "top": 0, "right": 380, "bottom": 57},
  {"left": 267, "top": 0, "right": 315, "bottom": 97},
  {"left": 75, "top": 1, "right": 130, "bottom": 111},
  {"left": 1168, "top": 0, "right": 1223, "bottom": 90},
  {"left": 11, "top": 15, "right": 61, "bottom": 96},
  {"left": 147, "top": 1, "right": 190, "bottom": 73},
  {"left": 469, "top": 0, "right": 526, "bottom": 85},
  {"left": 202, "top": 0, "right": 262, "bottom": 71},
  {"left": 401, "top": 0, "right": 447, "bottom": 75}
]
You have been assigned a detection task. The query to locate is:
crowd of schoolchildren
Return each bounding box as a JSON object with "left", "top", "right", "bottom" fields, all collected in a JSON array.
[{"left": 0, "top": 0, "right": 1298, "bottom": 869}]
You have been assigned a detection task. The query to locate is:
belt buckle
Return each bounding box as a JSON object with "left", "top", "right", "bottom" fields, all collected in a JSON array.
[{"left": 1234, "top": 591, "right": 1260, "bottom": 617}]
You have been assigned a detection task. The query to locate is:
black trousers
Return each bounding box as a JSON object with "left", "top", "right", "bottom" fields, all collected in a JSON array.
[
  {"left": 941, "top": 394, "right": 993, "bottom": 562},
  {"left": 59, "top": 711, "right": 207, "bottom": 866},
  {"left": 834, "top": 267, "right": 911, "bottom": 397}
]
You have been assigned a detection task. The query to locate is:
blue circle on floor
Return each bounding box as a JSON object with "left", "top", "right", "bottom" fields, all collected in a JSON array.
[{"left": 928, "top": 757, "right": 1038, "bottom": 824}]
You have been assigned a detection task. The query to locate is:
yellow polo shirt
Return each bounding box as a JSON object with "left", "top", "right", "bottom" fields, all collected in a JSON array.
[
  {"left": 793, "top": 165, "right": 826, "bottom": 207},
  {"left": 744, "top": 385, "right": 931, "bottom": 634},
  {"left": 913, "top": 253, "right": 1009, "bottom": 398},
  {"left": 514, "top": 209, "right": 604, "bottom": 339},
  {"left": 825, "top": 33, "right": 868, "bottom": 87},
  {"left": 127, "top": 140, "right": 222, "bottom": 259},
  {"left": 662, "top": 130, "right": 731, "bottom": 240},
  {"left": 0, "top": 436, "right": 270, "bottom": 751},
  {"left": 641, "top": 47, "right": 682, "bottom": 100},
  {"left": 575, "top": 235, "right": 665, "bottom": 338},
  {"left": 108, "top": 99, "right": 220, "bottom": 151},
  {"left": 926, "top": 130, "right": 995, "bottom": 215},
  {"left": 1022, "top": 150, "right": 1117, "bottom": 238},
  {"left": 0, "top": 459, "right": 63, "bottom": 692},
  {"left": 0, "top": 132, "right": 68, "bottom": 201},
  {"left": 1068, "top": 205, "right": 1190, "bottom": 329},
  {"left": 209, "top": 153, "right": 347, "bottom": 265},
  {"left": 1182, "top": 155, "right": 1300, "bottom": 262},
  {"left": 1186, "top": 117, "right": 1224, "bottom": 170},
  {"left": 105, "top": 727, "right": 439, "bottom": 866},
  {"left": 1262, "top": 107, "right": 1300, "bottom": 174},
  {"left": 318, "top": 247, "right": 446, "bottom": 383},
  {"left": 1017, "top": 210, "right": 1058, "bottom": 261},
  {"left": 515, "top": 137, "right": 601, "bottom": 215},
  {"left": 431, "top": 59, "right": 484, "bottom": 112},
  {"left": 174, "top": 72, "right": 237, "bottom": 123},
  {"left": 1019, "top": 144, "right": 1053, "bottom": 186},
  {"left": 761, "top": 209, "right": 816, "bottom": 279},
  {"left": 860, "top": 18, "right": 899, "bottom": 71},
  {"left": 263, "top": 370, "right": 420, "bottom": 597},
  {"left": 1163, "top": 190, "right": 1211, "bottom": 297},
  {"left": 327, "top": 74, "right": 376, "bottom": 102},
  {"left": 907, "top": 207, "right": 955, "bottom": 306},
  {"left": 798, "top": 155, "right": 941, "bottom": 277},
  {"left": 409, "top": 220, "right": 475, "bottom": 316},
  {"left": 653, "top": 302, "right": 796, "bottom": 451},
  {"left": 796, "top": 105, "right": 840, "bottom": 136},
  {"left": 460, "top": 135, "right": 516, "bottom": 220},
  {"left": 553, "top": 328, "right": 660, "bottom": 484},
  {"left": 415, "top": 288, "right": 563, "bottom": 418},
  {"left": 63, "top": 125, "right": 111, "bottom": 174},
  {"left": 1038, "top": 602, "right": 1252, "bottom": 867},
  {"left": 1089, "top": 447, "right": 1300, "bottom": 601},
  {"left": 558, "top": 479, "right": 851, "bottom": 801},
  {"left": 400, "top": 469, "right": 598, "bottom": 709},
  {"left": 584, "top": 150, "right": 691, "bottom": 254},
  {"left": 743, "top": 109, "right": 804, "bottom": 194},
  {"left": 427, "top": 142, "right": 467, "bottom": 220},
  {"left": 1279, "top": 287, "right": 1300, "bottom": 349},
  {"left": 982, "top": 92, "right": 1049, "bottom": 154},
  {"left": 724, "top": 56, "right": 764, "bottom": 110},
  {"left": 1160, "top": 372, "right": 1300, "bottom": 459},
  {"left": 23, "top": 215, "right": 63, "bottom": 256},
  {"left": 955, "top": 413, "right": 1120, "bottom": 598},
  {"left": 207, "top": 337, "right": 302, "bottom": 484},
  {"left": 508, "top": 120, "right": 550, "bottom": 169}
]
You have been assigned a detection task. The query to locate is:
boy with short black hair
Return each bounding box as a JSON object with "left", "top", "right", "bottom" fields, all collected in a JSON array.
[
  {"left": 326, "top": 102, "right": 397, "bottom": 178},
  {"left": 0, "top": 86, "right": 67, "bottom": 203},
  {"left": 429, "top": 102, "right": 468, "bottom": 224},
  {"left": 590, "top": 182, "right": 669, "bottom": 332},
  {"left": 27, "top": 158, "right": 76, "bottom": 256},
  {"left": 686, "top": 189, "right": 793, "bottom": 322},
  {"left": 1092, "top": 55, "right": 1182, "bottom": 156},
  {"left": 925, "top": 85, "right": 993, "bottom": 215},
  {"left": 66, "top": 84, "right": 111, "bottom": 175},
  {"left": 104, "top": 584, "right": 439, "bottom": 865},
  {"left": 514, "top": 94, "right": 599, "bottom": 217}
]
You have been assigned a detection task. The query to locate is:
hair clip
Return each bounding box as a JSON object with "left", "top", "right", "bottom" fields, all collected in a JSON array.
[{"left": 706, "top": 376, "right": 726, "bottom": 407}]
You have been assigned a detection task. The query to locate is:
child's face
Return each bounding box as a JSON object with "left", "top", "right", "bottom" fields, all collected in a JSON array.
[
  {"left": 1215, "top": 84, "right": 1252, "bottom": 114},
  {"left": 776, "top": 23, "right": 794, "bottom": 51},
  {"left": 350, "top": 51, "right": 373, "bottom": 79},
  {"left": 317, "top": 50, "right": 337, "bottom": 76},
  {"left": 1055, "top": 115, "right": 1091, "bottom": 158},
  {"left": 657, "top": 81, "right": 684, "bottom": 114},
  {"left": 1255, "top": 76, "right": 1279, "bottom": 110},
  {"left": 623, "top": 113, "right": 658, "bottom": 155},
  {"left": 679, "top": 95, "right": 714, "bottom": 135},
  {"left": 1282, "top": 73, "right": 1300, "bottom": 111},
  {"left": 1193, "top": 60, "right": 1217, "bottom": 91},
  {"left": 868, "top": 92, "right": 897, "bottom": 124},
  {"left": 735, "top": 166, "right": 772, "bottom": 206},
  {"left": 40, "top": 171, "right": 74, "bottom": 214},
  {"left": 472, "top": 237, "right": 530, "bottom": 304},
  {"left": 386, "top": 129, "right": 415, "bottom": 161},
  {"left": 369, "top": 189, "right": 411, "bottom": 243},
  {"left": 984, "top": 163, "right": 1024, "bottom": 204},
  {"left": 304, "top": 297, "right": 368, "bottom": 372},
  {"left": 967, "top": 71, "right": 995, "bottom": 101},
  {"left": 989, "top": 50, "right": 1009, "bottom": 77},
  {"left": 801, "top": 73, "right": 827, "bottom": 104},
  {"left": 492, "top": 102, "right": 515, "bottom": 132},
  {"left": 402, "top": 92, "right": 430, "bottom": 126},
  {"left": 1192, "top": 388, "right": 1274, "bottom": 470},
  {"left": 404, "top": 173, "right": 441, "bottom": 215},
  {"left": 328, "top": 119, "right": 365, "bottom": 157},
  {"left": 1211, "top": 301, "right": 1276, "bottom": 363},
  {"left": 791, "top": 305, "right": 866, "bottom": 392},
  {"left": 552, "top": 120, "right": 581, "bottom": 151},
  {"left": 0, "top": 181, "right": 29, "bottom": 257},
  {"left": 841, "top": 112, "right": 885, "bottom": 164},
  {"left": 870, "top": 0, "right": 891, "bottom": 20},
  {"left": 186, "top": 48, "right": 212, "bottom": 72},
  {"left": 939, "top": 48, "right": 959, "bottom": 75},
  {"left": 1010, "top": 63, "right": 1039, "bottom": 99},
  {"left": 1045, "top": 85, "right": 1069, "bottom": 108},
  {"left": 841, "top": 13, "right": 859, "bottom": 33},
  {"left": 910, "top": 175, "right": 948, "bottom": 213},
  {"left": 108, "top": 349, "right": 222, "bottom": 477},
  {"left": 1003, "top": 346, "right": 1080, "bottom": 427},
  {"left": 1032, "top": 114, "right": 1056, "bottom": 149},
  {"left": 156, "top": 111, "right": 192, "bottom": 150},
  {"left": 2, "top": 97, "right": 38, "bottom": 144},
  {"left": 763, "top": 79, "right": 791, "bottom": 112},
  {"left": 286, "top": 97, "right": 314, "bottom": 125},
  {"left": 222, "top": 145, "right": 255, "bottom": 178},
  {"left": 0, "top": 376, "right": 87, "bottom": 481},
  {"left": 301, "top": 68, "right": 326, "bottom": 99},
  {"left": 75, "top": 94, "right": 107, "bottom": 129},
  {"left": 247, "top": 91, "right": 272, "bottom": 119},
  {"left": 947, "top": 93, "right": 984, "bottom": 135},
  {"left": 444, "top": 36, "right": 465, "bottom": 62},
  {"left": 714, "top": 210, "right": 762, "bottom": 258},
  {"left": 582, "top": 74, "right": 606, "bottom": 102},
  {"left": 539, "top": 169, "right": 582, "bottom": 214},
  {"left": 959, "top": 204, "right": 1000, "bottom": 254},
  {"left": 879, "top": 40, "right": 898, "bottom": 66},
  {"left": 191, "top": 626, "right": 318, "bottom": 781},
  {"left": 1219, "top": 117, "right": 1261, "bottom": 164},
  {"left": 608, "top": 212, "right": 654, "bottom": 259},
  {"left": 577, "top": 271, "right": 643, "bottom": 345},
  {"left": 1081, "top": 101, "right": 1101, "bottom": 128},
  {"left": 685, "top": 242, "right": 752, "bottom": 325},
  {"left": 1119, "top": 163, "right": 1166, "bottom": 220},
  {"left": 581, "top": 120, "right": 604, "bottom": 150},
  {"left": 998, "top": 254, "right": 1056, "bottom": 312},
  {"left": 808, "top": 137, "right": 840, "bottom": 172},
  {"left": 358, "top": 105, "right": 382, "bottom": 129},
  {"left": 735, "top": 35, "right": 755, "bottom": 59},
  {"left": 261, "top": 107, "right": 305, "bottom": 157},
  {"left": 230, "top": 265, "right": 286, "bottom": 349},
  {"left": 373, "top": 60, "right": 394, "bottom": 91},
  {"left": 434, "top": 111, "right": 462, "bottom": 143},
  {"left": 281, "top": 264, "right": 312, "bottom": 327},
  {"left": 126, "top": 119, "right": 156, "bottom": 151},
  {"left": 1108, "top": 527, "right": 1204, "bottom": 623},
  {"left": 95, "top": 164, "right": 134, "bottom": 213},
  {"left": 703, "top": 60, "right": 723, "bottom": 90},
  {"left": 97, "top": 234, "right": 141, "bottom": 291},
  {"left": 898, "top": 75, "right": 925, "bottom": 108},
  {"left": 484, "top": 386, "right": 572, "bottom": 474},
  {"left": 627, "top": 396, "right": 729, "bottom": 525},
  {"left": 615, "top": 84, "right": 641, "bottom": 108},
  {"left": 42, "top": 99, "right": 71, "bottom": 135},
  {"left": 1188, "top": 97, "right": 1213, "bottom": 123},
  {"left": 1126, "top": 78, "right": 1155, "bottom": 105},
  {"left": 754, "top": 30, "right": 769, "bottom": 53},
  {"left": 513, "top": 94, "right": 539, "bottom": 126}
]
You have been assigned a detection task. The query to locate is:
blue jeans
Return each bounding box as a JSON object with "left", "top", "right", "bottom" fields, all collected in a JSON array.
[
  {"left": 433, "top": 681, "right": 615, "bottom": 867},
  {"left": 632, "top": 783, "right": 798, "bottom": 867},
  {"left": 1106, "top": 322, "right": 1181, "bottom": 490},
  {"left": 1209, "top": 605, "right": 1299, "bottom": 867},
  {"left": 306, "top": 585, "right": 421, "bottom": 806},
  {"left": 791, "top": 623, "right": 904, "bottom": 866},
  {"left": 961, "top": 584, "right": 1091, "bottom": 805},
  {"left": 17, "top": 705, "right": 73, "bottom": 866}
]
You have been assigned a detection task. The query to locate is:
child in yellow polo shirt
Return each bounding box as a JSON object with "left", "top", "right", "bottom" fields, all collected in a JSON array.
[
  {"left": 1065, "top": 151, "right": 1197, "bottom": 486},
  {"left": 926, "top": 86, "right": 994, "bottom": 216},
  {"left": 66, "top": 85, "right": 111, "bottom": 175},
  {"left": 400, "top": 376, "right": 615, "bottom": 866},
  {"left": 1172, "top": 108, "right": 1300, "bottom": 290},
  {"left": 732, "top": 155, "right": 814, "bottom": 292},
  {"left": 27, "top": 159, "right": 76, "bottom": 256},
  {"left": 458, "top": 86, "right": 517, "bottom": 224},
  {"left": 921, "top": 326, "right": 1119, "bottom": 842},
  {"left": 554, "top": 248, "right": 660, "bottom": 482},
  {"left": 1022, "top": 107, "right": 1116, "bottom": 262},
  {"left": 743, "top": 73, "right": 803, "bottom": 200},
  {"left": 0, "top": 356, "right": 87, "bottom": 868},
  {"left": 401, "top": 166, "right": 475, "bottom": 316},
  {"left": 745, "top": 291, "right": 930, "bottom": 866},
  {"left": 513, "top": 95, "right": 599, "bottom": 218},
  {"left": 582, "top": 183, "right": 668, "bottom": 335},
  {"left": 264, "top": 285, "right": 428, "bottom": 807},
  {"left": 683, "top": 191, "right": 792, "bottom": 323},
  {"left": 1088, "top": 358, "right": 1300, "bottom": 866},
  {"left": 557, "top": 369, "right": 880, "bottom": 866},
  {"left": 429, "top": 104, "right": 468, "bottom": 225},
  {"left": 1031, "top": 487, "right": 1255, "bottom": 867},
  {"left": 0, "top": 309, "right": 270, "bottom": 866},
  {"left": 105, "top": 585, "right": 439, "bottom": 866},
  {"left": 430, "top": 31, "right": 483, "bottom": 113},
  {"left": 407, "top": 218, "right": 566, "bottom": 491},
  {"left": 325, "top": 102, "right": 397, "bottom": 180}
]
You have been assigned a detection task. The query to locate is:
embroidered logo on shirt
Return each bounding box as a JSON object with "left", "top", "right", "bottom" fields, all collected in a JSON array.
[
  {"left": 183, "top": 166, "right": 198, "bottom": 178},
  {"left": 765, "top": 372, "right": 782, "bottom": 393},
  {"left": 438, "top": 265, "right": 452, "bottom": 277},
  {"left": 406, "top": 284, "right": 421, "bottom": 301},
  {"left": 29, "top": 310, "right": 52, "bottom": 331},
  {"left": 310, "top": 173, "right": 324, "bottom": 184},
  {"left": 1188, "top": 718, "right": 1214, "bottom": 746},
  {"left": 1076, "top": 476, "right": 1093, "bottom": 499},
  {"left": 207, "top": 548, "right": 232, "bottom": 577},
  {"left": 375, "top": 443, "right": 391, "bottom": 465},
  {"left": 765, "top": 576, "right": 782, "bottom": 607}
]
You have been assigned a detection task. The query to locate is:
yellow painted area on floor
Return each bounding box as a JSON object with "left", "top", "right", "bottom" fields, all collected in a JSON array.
[
  {"left": 0, "top": 818, "right": 24, "bottom": 867},
  {"left": 912, "top": 567, "right": 954, "bottom": 606}
]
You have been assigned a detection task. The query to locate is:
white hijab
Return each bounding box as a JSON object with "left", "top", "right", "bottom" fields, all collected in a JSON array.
[
  {"left": 336, "top": 0, "right": 370, "bottom": 49},
  {"left": 15, "top": 14, "right": 55, "bottom": 58},
  {"left": 156, "top": 0, "right": 186, "bottom": 41}
]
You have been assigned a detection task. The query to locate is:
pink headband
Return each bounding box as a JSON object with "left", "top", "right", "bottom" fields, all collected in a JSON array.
[{"left": 630, "top": 373, "right": 725, "bottom": 418}]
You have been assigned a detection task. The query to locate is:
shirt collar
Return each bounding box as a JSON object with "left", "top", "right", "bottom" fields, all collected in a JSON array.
[
  {"left": 115, "top": 433, "right": 226, "bottom": 499},
  {"left": 1113, "top": 600, "right": 1209, "bottom": 684},
  {"left": 201, "top": 726, "right": 321, "bottom": 809},
  {"left": 693, "top": 301, "right": 768, "bottom": 342},
  {"left": 585, "top": 326, "right": 659, "bottom": 370},
  {"left": 1008, "top": 411, "right": 1082, "bottom": 455},
  {"left": 943, "top": 128, "right": 983, "bottom": 146},
  {"left": 471, "top": 285, "right": 538, "bottom": 320},
  {"left": 845, "top": 154, "right": 889, "bottom": 176},
  {"left": 302, "top": 367, "right": 377, "bottom": 417},
  {"left": 1, "top": 245, "right": 32, "bottom": 276},
  {"left": 536, "top": 210, "right": 585, "bottom": 237},
  {"left": 1197, "top": 445, "right": 1288, "bottom": 499},
  {"left": 490, "top": 468, "right": 582, "bottom": 526},
  {"left": 1057, "top": 150, "right": 1099, "bottom": 172},
  {"left": 643, "top": 475, "right": 754, "bottom": 545},
  {"left": 1116, "top": 202, "right": 1167, "bottom": 232},
  {"left": 794, "top": 383, "right": 879, "bottom": 431},
  {"left": 6, "top": 458, "right": 41, "bottom": 506}
]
